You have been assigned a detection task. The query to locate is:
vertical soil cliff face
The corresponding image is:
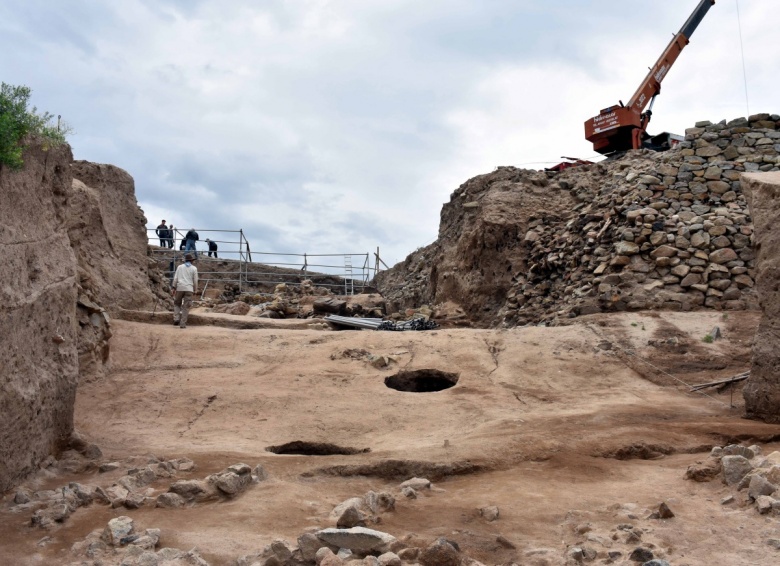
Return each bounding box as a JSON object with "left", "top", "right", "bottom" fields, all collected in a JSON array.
[
  {"left": 0, "top": 144, "right": 80, "bottom": 492},
  {"left": 742, "top": 172, "right": 780, "bottom": 422},
  {"left": 69, "top": 160, "right": 155, "bottom": 312},
  {"left": 0, "top": 145, "right": 158, "bottom": 491},
  {"left": 68, "top": 161, "right": 158, "bottom": 382}
]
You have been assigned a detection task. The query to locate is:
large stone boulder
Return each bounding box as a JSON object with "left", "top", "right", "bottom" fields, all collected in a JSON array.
[
  {"left": 101, "top": 515, "right": 134, "bottom": 546},
  {"left": 315, "top": 527, "right": 396, "bottom": 553},
  {"left": 742, "top": 172, "right": 780, "bottom": 422},
  {"left": 419, "top": 538, "right": 462, "bottom": 566},
  {"left": 722, "top": 455, "right": 753, "bottom": 486}
]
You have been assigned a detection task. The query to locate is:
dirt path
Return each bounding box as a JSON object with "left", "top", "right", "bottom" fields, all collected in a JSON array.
[{"left": 2, "top": 311, "right": 779, "bottom": 565}]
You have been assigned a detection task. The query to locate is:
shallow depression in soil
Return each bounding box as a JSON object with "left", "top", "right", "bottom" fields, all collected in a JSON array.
[{"left": 265, "top": 441, "right": 370, "bottom": 455}]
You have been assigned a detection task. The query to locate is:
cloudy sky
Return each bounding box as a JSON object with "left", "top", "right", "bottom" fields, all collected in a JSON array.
[{"left": 1, "top": 0, "right": 776, "bottom": 270}]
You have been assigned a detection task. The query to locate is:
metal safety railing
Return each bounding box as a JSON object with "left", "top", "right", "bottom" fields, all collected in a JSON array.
[{"left": 147, "top": 227, "right": 386, "bottom": 295}]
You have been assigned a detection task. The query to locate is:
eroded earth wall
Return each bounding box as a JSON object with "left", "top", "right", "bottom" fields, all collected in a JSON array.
[
  {"left": 0, "top": 143, "right": 80, "bottom": 492},
  {"left": 742, "top": 171, "right": 780, "bottom": 423}
]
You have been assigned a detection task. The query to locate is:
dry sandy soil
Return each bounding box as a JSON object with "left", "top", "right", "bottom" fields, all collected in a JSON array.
[{"left": 3, "top": 310, "right": 780, "bottom": 565}]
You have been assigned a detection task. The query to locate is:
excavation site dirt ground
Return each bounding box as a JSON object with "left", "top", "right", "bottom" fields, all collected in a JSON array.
[{"left": 3, "top": 310, "right": 780, "bottom": 566}]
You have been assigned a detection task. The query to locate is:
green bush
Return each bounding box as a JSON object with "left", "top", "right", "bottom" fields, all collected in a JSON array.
[
  {"left": 0, "top": 83, "right": 70, "bottom": 170},
  {"left": 702, "top": 334, "right": 714, "bottom": 344}
]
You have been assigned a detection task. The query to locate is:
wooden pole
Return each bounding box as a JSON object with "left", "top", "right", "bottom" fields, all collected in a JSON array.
[{"left": 690, "top": 372, "right": 749, "bottom": 392}]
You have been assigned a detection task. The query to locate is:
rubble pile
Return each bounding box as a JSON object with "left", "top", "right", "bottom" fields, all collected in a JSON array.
[
  {"left": 10, "top": 455, "right": 268, "bottom": 530},
  {"left": 58, "top": 475, "right": 510, "bottom": 566},
  {"left": 686, "top": 444, "right": 780, "bottom": 517},
  {"left": 375, "top": 114, "right": 780, "bottom": 327},
  {"left": 157, "top": 462, "right": 267, "bottom": 508},
  {"left": 12, "top": 455, "right": 196, "bottom": 527},
  {"left": 67, "top": 515, "right": 211, "bottom": 566},
  {"left": 60, "top": 463, "right": 777, "bottom": 566},
  {"left": 559, "top": 503, "right": 684, "bottom": 566},
  {"left": 196, "top": 282, "right": 387, "bottom": 321},
  {"left": 194, "top": 282, "right": 321, "bottom": 318},
  {"left": 147, "top": 253, "right": 351, "bottom": 306}
]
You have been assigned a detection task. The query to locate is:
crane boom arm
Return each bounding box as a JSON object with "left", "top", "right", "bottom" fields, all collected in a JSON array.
[
  {"left": 627, "top": 0, "right": 715, "bottom": 112},
  {"left": 584, "top": 0, "right": 716, "bottom": 155}
]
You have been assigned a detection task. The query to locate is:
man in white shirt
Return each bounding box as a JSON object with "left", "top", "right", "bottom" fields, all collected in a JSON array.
[{"left": 172, "top": 253, "right": 198, "bottom": 328}]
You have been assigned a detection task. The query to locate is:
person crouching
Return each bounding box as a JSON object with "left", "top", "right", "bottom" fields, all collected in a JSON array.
[
  {"left": 172, "top": 253, "right": 198, "bottom": 328},
  {"left": 205, "top": 238, "right": 218, "bottom": 258}
]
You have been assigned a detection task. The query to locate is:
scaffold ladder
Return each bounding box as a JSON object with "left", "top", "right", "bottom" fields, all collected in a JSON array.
[{"left": 344, "top": 255, "right": 354, "bottom": 295}]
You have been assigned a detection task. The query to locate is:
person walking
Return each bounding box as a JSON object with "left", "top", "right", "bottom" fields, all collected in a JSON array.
[
  {"left": 172, "top": 253, "right": 198, "bottom": 328},
  {"left": 184, "top": 228, "right": 199, "bottom": 258},
  {"left": 156, "top": 220, "right": 169, "bottom": 247},
  {"left": 205, "top": 238, "right": 218, "bottom": 258}
]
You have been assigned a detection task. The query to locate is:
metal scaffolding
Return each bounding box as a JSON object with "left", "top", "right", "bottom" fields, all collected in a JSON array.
[{"left": 147, "top": 227, "right": 379, "bottom": 295}]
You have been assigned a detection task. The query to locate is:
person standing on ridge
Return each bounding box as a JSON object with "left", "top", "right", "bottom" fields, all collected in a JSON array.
[
  {"left": 156, "top": 220, "right": 168, "bottom": 247},
  {"left": 172, "top": 253, "right": 198, "bottom": 328},
  {"left": 205, "top": 238, "right": 218, "bottom": 258},
  {"left": 184, "top": 228, "right": 199, "bottom": 258}
]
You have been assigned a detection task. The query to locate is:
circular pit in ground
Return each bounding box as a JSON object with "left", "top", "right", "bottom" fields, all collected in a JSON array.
[
  {"left": 265, "top": 441, "right": 370, "bottom": 456},
  {"left": 384, "top": 369, "right": 460, "bottom": 393}
]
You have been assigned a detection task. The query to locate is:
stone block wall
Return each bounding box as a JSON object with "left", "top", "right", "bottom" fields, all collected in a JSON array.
[{"left": 512, "top": 114, "right": 780, "bottom": 322}]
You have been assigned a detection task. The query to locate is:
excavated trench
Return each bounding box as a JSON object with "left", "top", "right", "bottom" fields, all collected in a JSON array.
[
  {"left": 384, "top": 369, "right": 460, "bottom": 392},
  {"left": 304, "top": 459, "right": 484, "bottom": 480}
]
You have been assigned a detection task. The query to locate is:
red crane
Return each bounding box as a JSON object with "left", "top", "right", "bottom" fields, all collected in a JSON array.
[{"left": 584, "top": 0, "right": 716, "bottom": 155}]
